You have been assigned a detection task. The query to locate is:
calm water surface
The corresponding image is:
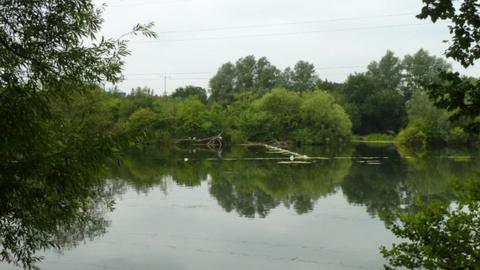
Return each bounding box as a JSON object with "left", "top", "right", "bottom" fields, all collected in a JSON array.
[{"left": 1, "top": 144, "right": 478, "bottom": 270}]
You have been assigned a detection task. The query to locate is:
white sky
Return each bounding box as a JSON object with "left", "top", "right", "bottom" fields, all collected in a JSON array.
[{"left": 94, "top": 0, "right": 479, "bottom": 95}]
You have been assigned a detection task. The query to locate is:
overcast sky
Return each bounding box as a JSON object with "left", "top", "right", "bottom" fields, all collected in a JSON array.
[{"left": 94, "top": 0, "right": 478, "bottom": 95}]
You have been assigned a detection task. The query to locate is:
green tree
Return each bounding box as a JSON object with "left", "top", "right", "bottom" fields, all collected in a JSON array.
[
  {"left": 416, "top": 0, "right": 480, "bottom": 132},
  {"left": 0, "top": 2, "right": 155, "bottom": 267},
  {"left": 342, "top": 70, "right": 406, "bottom": 134},
  {"left": 427, "top": 73, "right": 480, "bottom": 132},
  {"left": 291, "top": 60, "right": 318, "bottom": 92},
  {"left": 234, "top": 55, "right": 257, "bottom": 90},
  {"left": 401, "top": 49, "right": 452, "bottom": 97},
  {"left": 250, "top": 88, "right": 302, "bottom": 141},
  {"left": 367, "top": 50, "right": 403, "bottom": 91},
  {"left": 202, "top": 102, "right": 229, "bottom": 135},
  {"left": 316, "top": 79, "right": 343, "bottom": 93},
  {"left": 404, "top": 91, "right": 451, "bottom": 143},
  {"left": 381, "top": 3, "right": 480, "bottom": 267},
  {"left": 254, "top": 56, "right": 281, "bottom": 94},
  {"left": 361, "top": 90, "right": 407, "bottom": 134},
  {"left": 279, "top": 60, "right": 318, "bottom": 92},
  {"left": 381, "top": 183, "right": 480, "bottom": 270},
  {"left": 171, "top": 85, "right": 207, "bottom": 103},
  {"left": 175, "top": 97, "right": 207, "bottom": 137},
  {"left": 126, "top": 108, "right": 159, "bottom": 136},
  {"left": 417, "top": 0, "right": 480, "bottom": 67},
  {"left": 209, "top": 62, "right": 236, "bottom": 105},
  {"left": 209, "top": 56, "right": 282, "bottom": 105},
  {"left": 296, "top": 91, "right": 352, "bottom": 144}
]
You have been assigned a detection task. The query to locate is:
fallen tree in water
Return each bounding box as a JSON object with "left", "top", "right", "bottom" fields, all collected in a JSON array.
[{"left": 176, "top": 133, "right": 224, "bottom": 149}]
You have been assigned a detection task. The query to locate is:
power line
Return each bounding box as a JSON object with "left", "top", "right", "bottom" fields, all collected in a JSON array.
[
  {"left": 123, "top": 77, "right": 210, "bottom": 81},
  {"left": 155, "top": 12, "right": 417, "bottom": 34},
  {"left": 107, "top": 0, "right": 189, "bottom": 8},
  {"left": 123, "top": 65, "right": 366, "bottom": 77},
  {"left": 125, "top": 72, "right": 213, "bottom": 76},
  {"left": 133, "top": 22, "right": 438, "bottom": 43}
]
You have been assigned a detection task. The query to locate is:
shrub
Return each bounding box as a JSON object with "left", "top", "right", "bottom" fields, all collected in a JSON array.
[
  {"left": 297, "top": 91, "right": 352, "bottom": 144},
  {"left": 227, "top": 129, "right": 248, "bottom": 144},
  {"left": 448, "top": 127, "right": 469, "bottom": 144},
  {"left": 395, "top": 125, "right": 427, "bottom": 149}
]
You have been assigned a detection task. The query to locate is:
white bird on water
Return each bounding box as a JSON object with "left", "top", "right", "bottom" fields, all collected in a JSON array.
[
  {"left": 184, "top": 158, "right": 189, "bottom": 162},
  {"left": 289, "top": 155, "right": 294, "bottom": 161}
]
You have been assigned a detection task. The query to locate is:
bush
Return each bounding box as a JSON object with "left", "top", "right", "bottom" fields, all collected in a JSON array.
[
  {"left": 395, "top": 125, "right": 427, "bottom": 149},
  {"left": 297, "top": 91, "right": 352, "bottom": 144},
  {"left": 235, "top": 89, "right": 352, "bottom": 145},
  {"left": 125, "top": 108, "right": 159, "bottom": 135},
  {"left": 405, "top": 91, "right": 450, "bottom": 144},
  {"left": 381, "top": 180, "right": 480, "bottom": 270},
  {"left": 227, "top": 129, "right": 248, "bottom": 144},
  {"left": 448, "top": 127, "right": 469, "bottom": 144}
]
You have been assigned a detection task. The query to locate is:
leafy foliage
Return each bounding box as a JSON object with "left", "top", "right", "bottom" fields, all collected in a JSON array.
[
  {"left": 381, "top": 4, "right": 480, "bottom": 268},
  {"left": 209, "top": 56, "right": 318, "bottom": 105},
  {"left": 427, "top": 72, "right": 480, "bottom": 132},
  {"left": 171, "top": 85, "right": 208, "bottom": 103},
  {"left": 417, "top": 0, "right": 480, "bottom": 67},
  {"left": 240, "top": 89, "right": 352, "bottom": 144},
  {"left": 381, "top": 181, "right": 480, "bottom": 270},
  {"left": 0, "top": 1, "right": 156, "bottom": 268},
  {"left": 416, "top": 0, "right": 480, "bottom": 135}
]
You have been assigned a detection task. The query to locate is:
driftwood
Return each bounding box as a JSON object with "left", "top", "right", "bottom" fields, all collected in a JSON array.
[
  {"left": 262, "top": 144, "right": 309, "bottom": 160},
  {"left": 213, "top": 143, "right": 389, "bottom": 165},
  {"left": 176, "top": 132, "right": 224, "bottom": 150}
]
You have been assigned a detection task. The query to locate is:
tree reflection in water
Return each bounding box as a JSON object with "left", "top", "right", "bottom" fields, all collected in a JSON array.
[
  {"left": 112, "top": 144, "right": 480, "bottom": 222},
  {"left": 0, "top": 174, "right": 124, "bottom": 269},
  {"left": 7, "top": 144, "right": 475, "bottom": 269}
]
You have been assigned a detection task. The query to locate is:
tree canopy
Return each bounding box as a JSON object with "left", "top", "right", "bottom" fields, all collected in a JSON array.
[
  {"left": 0, "top": 2, "right": 155, "bottom": 268},
  {"left": 381, "top": 2, "right": 480, "bottom": 268},
  {"left": 171, "top": 85, "right": 208, "bottom": 103},
  {"left": 209, "top": 56, "right": 318, "bottom": 105}
]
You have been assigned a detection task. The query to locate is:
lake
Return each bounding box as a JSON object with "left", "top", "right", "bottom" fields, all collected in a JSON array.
[{"left": 1, "top": 143, "right": 478, "bottom": 270}]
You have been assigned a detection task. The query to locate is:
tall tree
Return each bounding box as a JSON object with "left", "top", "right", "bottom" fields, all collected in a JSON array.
[
  {"left": 342, "top": 70, "right": 406, "bottom": 134},
  {"left": 171, "top": 85, "right": 207, "bottom": 103},
  {"left": 381, "top": 2, "right": 480, "bottom": 268},
  {"left": 234, "top": 55, "right": 257, "bottom": 91},
  {"left": 366, "top": 50, "right": 403, "bottom": 91},
  {"left": 401, "top": 49, "right": 452, "bottom": 97},
  {"left": 290, "top": 60, "right": 318, "bottom": 92},
  {"left": 254, "top": 56, "right": 281, "bottom": 94},
  {"left": 209, "top": 62, "right": 236, "bottom": 105},
  {"left": 417, "top": 0, "right": 480, "bottom": 67},
  {"left": 415, "top": 0, "right": 480, "bottom": 131},
  {"left": 0, "top": 1, "right": 155, "bottom": 268}
]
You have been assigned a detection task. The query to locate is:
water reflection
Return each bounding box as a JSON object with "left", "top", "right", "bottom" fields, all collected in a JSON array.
[
  {"left": 0, "top": 175, "right": 124, "bottom": 269},
  {"left": 111, "top": 144, "right": 479, "bottom": 221},
  {"left": 343, "top": 144, "right": 479, "bottom": 222},
  {"left": 208, "top": 157, "right": 352, "bottom": 217},
  {"left": 2, "top": 143, "right": 479, "bottom": 269}
]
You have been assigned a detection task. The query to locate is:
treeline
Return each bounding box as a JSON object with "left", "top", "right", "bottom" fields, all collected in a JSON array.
[
  {"left": 100, "top": 87, "right": 351, "bottom": 146},
  {"left": 107, "top": 49, "right": 479, "bottom": 147}
]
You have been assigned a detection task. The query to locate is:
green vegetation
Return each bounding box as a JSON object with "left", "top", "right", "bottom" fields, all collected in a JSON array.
[
  {"left": 102, "top": 49, "right": 477, "bottom": 149},
  {"left": 395, "top": 90, "right": 473, "bottom": 147},
  {"left": 381, "top": 180, "right": 480, "bottom": 270},
  {"left": 353, "top": 134, "right": 395, "bottom": 143},
  {"left": 102, "top": 87, "right": 351, "bottom": 146},
  {"left": 381, "top": 1, "right": 480, "bottom": 269},
  {"left": 2, "top": 0, "right": 480, "bottom": 269},
  {"left": 0, "top": 1, "right": 156, "bottom": 268}
]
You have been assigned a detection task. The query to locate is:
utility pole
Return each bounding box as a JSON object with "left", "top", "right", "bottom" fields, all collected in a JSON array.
[{"left": 163, "top": 75, "right": 167, "bottom": 96}]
